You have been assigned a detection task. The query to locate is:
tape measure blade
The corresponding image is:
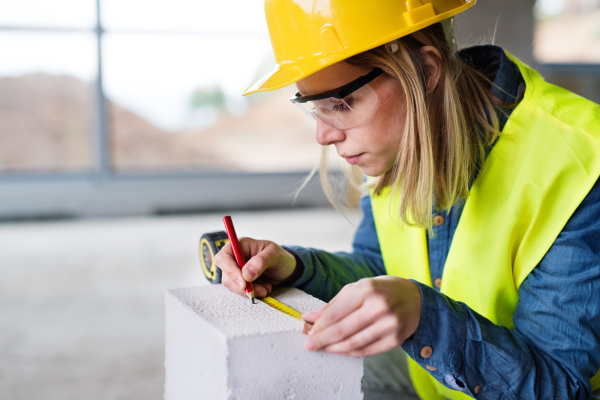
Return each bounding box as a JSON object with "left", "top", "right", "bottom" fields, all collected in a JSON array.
[{"left": 259, "top": 296, "right": 303, "bottom": 321}]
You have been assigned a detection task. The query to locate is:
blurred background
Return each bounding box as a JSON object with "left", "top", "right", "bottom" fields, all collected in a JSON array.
[{"left": 0, "top": 0, "right": 598, "bottom": 398}]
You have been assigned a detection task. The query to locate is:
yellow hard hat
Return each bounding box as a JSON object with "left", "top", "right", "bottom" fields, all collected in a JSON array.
[{"left": 243, "top": 0, "right": 476, "bottom": 96}]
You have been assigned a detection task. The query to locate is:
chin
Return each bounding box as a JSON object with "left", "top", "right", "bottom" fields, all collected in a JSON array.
[{"left": 358, "top": 165, "right": 387, "bottom": 178}]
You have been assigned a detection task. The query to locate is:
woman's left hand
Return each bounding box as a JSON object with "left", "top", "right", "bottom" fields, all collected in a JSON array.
[{"left": 302, "top": 276, "right": 422, "bottom": 357}]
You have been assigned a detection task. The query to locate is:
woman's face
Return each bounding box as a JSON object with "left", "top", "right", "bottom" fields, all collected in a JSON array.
[{"left": 296, "top": 61, "right": 406, "bottom": 177}]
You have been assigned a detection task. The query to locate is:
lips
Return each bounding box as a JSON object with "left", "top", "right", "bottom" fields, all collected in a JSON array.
[{"left": 341, "top": 153, "right": 364, "bottom": 165}]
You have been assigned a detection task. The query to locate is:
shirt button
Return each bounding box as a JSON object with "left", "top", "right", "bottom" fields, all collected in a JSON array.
[
  {"left": 474, "top": 385, "right": 482, "bottom": 394},
  {"left": 426, "top": 365, "right": 437, "bottom": 371},
  {"left": 434, "top": 278, "right": 442, "bottom": 288},
  {"left": 420, "top": 346, "right": 433, "bottom": 358},
  {"left": 433, "top": 215, "right": 445, "bottom": 226}
]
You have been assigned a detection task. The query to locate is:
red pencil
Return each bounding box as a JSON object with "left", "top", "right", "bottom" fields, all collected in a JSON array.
[{"left": 223, "top": 216, "right": 256, "bottom": 304}]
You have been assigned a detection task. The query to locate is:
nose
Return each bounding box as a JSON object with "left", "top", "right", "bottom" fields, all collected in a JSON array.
[{"left": 315, "top": 118, "right": 345, "bottom": 146}]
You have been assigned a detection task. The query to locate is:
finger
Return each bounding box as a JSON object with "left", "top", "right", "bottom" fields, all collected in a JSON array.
[
  {"left": 339, "top": 334, "right": 401, "bottom": 358},
  {"left": 215, "top": 243, "right": 246, "bottom": 290},
  {"left": 251, "top": 282, "right": 270, "bottom": 298},
  {"left": 219, "top": 237, "right": 268, "bottom": 283},
  {"left": 302, "top": 304, "right": 330, "bottom": 323},
  {"left": 263, "top": 282, "right": 273, "bottom": 295},
  {"left": 222, "top": 273, "right": 250, "bottom": 298},
  {"left": 303, "top": 322, "right": 314, "bottom": 335},
  {"left": 322, "top": 312, "right": 399, "bottom": 354},
  {"left": 328, "top": 282, "right": 356, "bottom": 306},
  {"left": 241, "top": 242, "right": 280, "bottom": 282},
  {"left": 302, "top": 312, "right": 319, "bottom": 323},
  {"left": 310, "top": 283, "right": 367, "bottom": 335},
  {"left": 252, "top": 278, "right": 273, "bottom": 297},
  {"left": 302, "top": 283, "right": 357, "bottom": 323},
  {"left": 305, "top": 304, "right": 380, "bottom": 350},
  {"left": 223, "top": 270, "right": 270, "bottom": 298}
]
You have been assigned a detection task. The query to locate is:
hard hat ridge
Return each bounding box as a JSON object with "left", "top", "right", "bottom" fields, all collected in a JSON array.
[{"left": 243, "top": 0, "right": 476, "bottom": 96}]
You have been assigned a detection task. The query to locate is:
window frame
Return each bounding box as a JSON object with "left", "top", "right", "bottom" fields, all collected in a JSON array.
[{"left": 0, "top": 0, "right": 330, "bottom": 219}]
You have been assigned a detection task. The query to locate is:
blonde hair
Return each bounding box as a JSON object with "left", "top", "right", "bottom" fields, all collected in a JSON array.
[{"left": 299, "top": 23, "right": 521, "bottom": 231}]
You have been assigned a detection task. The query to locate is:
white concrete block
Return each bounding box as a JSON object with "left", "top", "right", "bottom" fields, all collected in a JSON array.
[{"left": 165, "top": 285, "right": 363, "bottom": 400}]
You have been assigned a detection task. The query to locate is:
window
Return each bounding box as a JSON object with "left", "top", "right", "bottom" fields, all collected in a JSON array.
[
  {"left": 0, "top": 2, "right": 96, "bottom": 173},
  {"left": 0, "top": 0, "right": 319, "bottom": 176},
  {"left": 534, "top": 0, "right": 600, "bottom": 64},
  {"left": 0, "top": 0, "right": 327, "bottom": 219}
]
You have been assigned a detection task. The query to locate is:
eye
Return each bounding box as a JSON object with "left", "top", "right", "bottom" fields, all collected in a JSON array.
[
  {"left": 331, "top": 103, "right": 349, "bottom": 112},
  {"left": 331, "top": 98, "right": 353, "bottom": 113}
]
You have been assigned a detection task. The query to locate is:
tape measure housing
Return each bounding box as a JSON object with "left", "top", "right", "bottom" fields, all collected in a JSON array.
[{"left": 199, "top": 231, "right": 229, "bottom": 284}]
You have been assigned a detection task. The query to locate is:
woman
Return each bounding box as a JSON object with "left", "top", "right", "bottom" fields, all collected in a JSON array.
[{"left": 215, "top": 1, "right": 600, "bottom": 399}]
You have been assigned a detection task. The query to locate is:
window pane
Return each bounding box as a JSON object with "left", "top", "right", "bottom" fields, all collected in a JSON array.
[
  {"left": 102, "top": 0, "right": 268, "bottom": 34},
  {"left": 534, "top": 0, "right": 600, "bottom": 63},
  {"left": 0, "top": 32, "right": 97, "bottom": 173},
  {"left": 103, "top": 34, "right": 319, "bottom": 172},
  {"left": 0, "top": 0, "right": 96, "bottom": 28}
]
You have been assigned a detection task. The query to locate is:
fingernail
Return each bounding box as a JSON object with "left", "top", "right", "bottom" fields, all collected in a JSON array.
[
  {"left": 305, "top": 340, "right": 315, "bottom": 351},
  {"left": 235, "top": 280, "right": 244, "bottom": 289}
]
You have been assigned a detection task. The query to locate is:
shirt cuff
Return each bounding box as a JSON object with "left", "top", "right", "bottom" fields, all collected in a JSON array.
[
  {"left": 280, "top": 246, "right": 315, "bottom": 287},
  {"left": 401, "top": 281, "right": 473, "bottom": 395}
]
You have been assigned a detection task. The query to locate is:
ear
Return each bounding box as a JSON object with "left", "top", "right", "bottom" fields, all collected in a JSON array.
[{"left": 419, "top": 46, "right": 443, "bottom": 94}]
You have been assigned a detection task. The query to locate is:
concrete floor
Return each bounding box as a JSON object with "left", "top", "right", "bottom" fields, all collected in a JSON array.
[{"left": 0, "top": 208, "right": 358, "bottom": 400}]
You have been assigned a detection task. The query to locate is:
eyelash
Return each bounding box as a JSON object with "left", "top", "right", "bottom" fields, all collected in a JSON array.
[
  {"left": 332, "top": 103, "right": 349, "bottom": 112},
  {"left": 332, "top": 98, "right": 353, "bottom": 112}
]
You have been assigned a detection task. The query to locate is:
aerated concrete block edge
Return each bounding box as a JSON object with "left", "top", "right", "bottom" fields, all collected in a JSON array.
[{"left": 164, "top": 286, "right": 364, "bottom": 400}]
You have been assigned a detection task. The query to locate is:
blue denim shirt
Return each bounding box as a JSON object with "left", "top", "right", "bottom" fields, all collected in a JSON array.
[{"left": 285, "top": 46, "right": 600, "bottom": 399}]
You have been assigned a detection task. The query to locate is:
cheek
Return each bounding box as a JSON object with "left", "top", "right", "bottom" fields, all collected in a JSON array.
[
  {"left": 372, "top": 93, "right": 405, "bottom": 150},
  {"left": 367, "top": 92, "right": 405, "bottom": 174}
]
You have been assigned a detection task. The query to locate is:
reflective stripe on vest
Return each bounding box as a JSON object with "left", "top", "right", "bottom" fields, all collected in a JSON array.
[{"left": 370, "top": 51, "right": 600, "bottom": 399}]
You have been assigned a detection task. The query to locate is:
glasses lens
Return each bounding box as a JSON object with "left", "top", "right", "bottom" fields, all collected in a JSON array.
[{"left": 295, "top": 84, "right": 378, "bottom": 129}]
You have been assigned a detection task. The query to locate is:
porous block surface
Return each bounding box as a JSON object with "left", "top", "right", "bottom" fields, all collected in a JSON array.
[{"left": 165, "top": 285, "right": 363, "bottom": 400}]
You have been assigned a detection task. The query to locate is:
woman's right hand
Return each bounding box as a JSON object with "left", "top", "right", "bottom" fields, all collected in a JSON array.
[{"left": 214, "top": 237, "right": 298, "bottom": 298}]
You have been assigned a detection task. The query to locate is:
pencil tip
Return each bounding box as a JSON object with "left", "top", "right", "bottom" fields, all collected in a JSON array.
[{"left": 251, "top": 297, "right": 256, "bottom": 304}]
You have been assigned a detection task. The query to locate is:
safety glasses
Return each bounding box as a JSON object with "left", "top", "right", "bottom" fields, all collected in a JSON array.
[{"left": 290, "top": 68, "right": 384, "bottom": 129}]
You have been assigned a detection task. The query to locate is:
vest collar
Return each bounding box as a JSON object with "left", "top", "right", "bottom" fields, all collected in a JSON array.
[{"left": 457, "top": 45, "right": 524, "bottom": 131}]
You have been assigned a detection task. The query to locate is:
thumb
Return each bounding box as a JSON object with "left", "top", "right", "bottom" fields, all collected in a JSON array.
[
  {"left": 241, "top": 243, "right": 283, "bottom": 282},
  {"left": 242, "top": 253, "right": 270, "bottom": 282}
]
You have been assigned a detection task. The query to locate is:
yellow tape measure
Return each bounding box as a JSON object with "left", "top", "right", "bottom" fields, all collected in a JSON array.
[{"left": 258, "top": 296, "right": 303, "bottom": 321}]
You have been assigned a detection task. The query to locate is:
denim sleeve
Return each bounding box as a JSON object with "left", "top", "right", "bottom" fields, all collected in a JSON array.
[
  {"left": 283, "top": 196, "right": 386, "bottom": 302},
  {"left": 402, "top": 178, "right": 600, "bottom": 400}
]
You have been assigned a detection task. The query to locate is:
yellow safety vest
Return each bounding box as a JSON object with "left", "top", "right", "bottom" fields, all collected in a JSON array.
[{"left": 371, "top": 51, "right": 600, "bottom": 399}]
